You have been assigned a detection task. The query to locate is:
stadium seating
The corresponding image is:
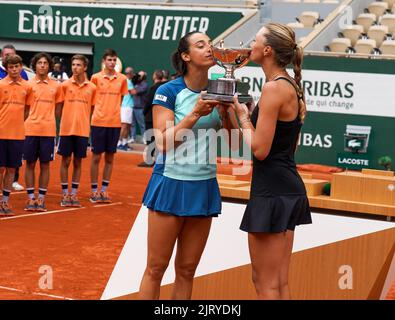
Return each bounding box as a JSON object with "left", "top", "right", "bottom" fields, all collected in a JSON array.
[
  {"left": 339, "top": 25, "right": 364, "bottom": 46},
  {"left": 380, "top": 14, "right": 395, "bottom": 33},
  {"left": 328, "top": 37, "right": 352, "bottom": 53},
  {"left": 356, "top": 13, "right": 377, "bottom": 33},
  {"left": 323, "top": 0, "right": 395, "bottom": 56},
  {"left": 367, "top": 25, "right": 390, "bottom": 47},
  {"left": 297, "top": 11, "right": 321, "bottom": 27},
  {"left": 282, "top": 0, "right": 339, "bottom": 3},
  {"left": 367, "top": 1, "right": 389, "bottom": 18},
  {"left": 380, "top": 39, "right": 395, "bottom": 54},
  {"left": 354, "top": 38, "right": 377, "bottom": 54},
  {"left": 278, "top": 0, "right": 339, "bottom": 43},
  {"left": 384, "top": 0, "right": 395, "bottom": 8}
]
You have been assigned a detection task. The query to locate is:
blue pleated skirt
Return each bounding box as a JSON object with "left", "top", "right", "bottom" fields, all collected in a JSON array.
[{"left": 142, "top": 173, "right": 221, "bottom": 217}]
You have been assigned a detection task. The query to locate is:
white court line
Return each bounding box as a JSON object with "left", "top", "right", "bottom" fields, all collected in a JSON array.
[
  {"left": 31, "top": 292, "right": 74, "bottom": 300},
  {"left": 0, "top": 285, "right": 23, "bottom": 293},
  {"left": 0, "top": 202, "right": 124, "bottom": 221},
  {"left": 92, "top": 202, "right": 123, "bottom": 208},
  {"left": 0, "top": 207, "right": 85, "bottom": 221},
  {"left": 0, "top": 285, "right": 74, "bottom": 300},
  {"left": 131, "top": 202, "right": 143, "bottom": 207},
  {"left": 10, "top": 191, "right": 25, "bottom": 195}
]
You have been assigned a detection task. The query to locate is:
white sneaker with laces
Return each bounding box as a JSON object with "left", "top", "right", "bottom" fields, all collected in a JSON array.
[{"left": 12, "top": 182, "right": 24, "bottom": 191}]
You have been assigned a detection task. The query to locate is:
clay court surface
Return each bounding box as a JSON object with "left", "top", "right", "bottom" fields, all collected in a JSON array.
[
  {"left": 0, "top": 151, "right": 254, "bottom": 300},
  {"left": 0, "top": 151, "right": 155, "bottom": 300},
  {"left": 0, "top": 151, "right": 394, "bottom": 300}
]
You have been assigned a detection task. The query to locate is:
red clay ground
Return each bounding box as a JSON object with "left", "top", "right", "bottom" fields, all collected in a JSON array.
[
  {"left": 0, "top": 152, "right": 151, "bottom": 300},
  {"left": 386, "top": 282, "right": 395, "bottom": 299},
  {"left": 0, "top": 151, "right": 393, "bottom": 300},
  {"left": 0, "top": 152, "right": 252, "bottom": 300}
]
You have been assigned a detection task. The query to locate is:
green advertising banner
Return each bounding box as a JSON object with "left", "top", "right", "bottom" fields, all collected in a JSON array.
[
  {"left": 296, "top": 112, "right": 393, "bottom": 170},
  {"left": 336, "top": 153, "right": 371, "bottom": 170},
  {"left": 209, "top": 56, "right": 395, "bottom": 170},
  {"left": 0, "top": 1, "right": 243, "bottom": 76}
]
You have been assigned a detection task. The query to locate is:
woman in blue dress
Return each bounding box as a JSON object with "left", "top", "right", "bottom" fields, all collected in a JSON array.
[
  {"left": 230, "top": 23, "right": 312, "bottom": 299},
  {"left": 139, "top": 31, "right": 236, "bottom": 299}
]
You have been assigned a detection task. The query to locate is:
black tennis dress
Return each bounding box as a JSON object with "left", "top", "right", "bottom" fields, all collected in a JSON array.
[{"left": 240, "top": 77, "right": 312, "bottom": 233}]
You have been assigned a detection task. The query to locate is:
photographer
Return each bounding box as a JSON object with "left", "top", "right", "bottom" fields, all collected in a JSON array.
[
  {"left": 49, "top": 58, "right": 69, "bottom": 83},
  {"left": 130, "top": 70, "right": 148, "bottom": 143},
  {"left": 138, "top": 70, "right": 167, "bottom": 167}
]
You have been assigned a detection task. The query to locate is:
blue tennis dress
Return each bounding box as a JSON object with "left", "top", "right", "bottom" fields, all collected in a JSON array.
[{"left": 142, "top": 77, "right": 222, "bottom": 217}]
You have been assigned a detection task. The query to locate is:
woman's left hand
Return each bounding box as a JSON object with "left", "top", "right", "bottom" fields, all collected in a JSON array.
[
  {"left": 216, "top": 103, "right": 230, "bottom": 120},
  {"left": 229, "top": 95, "right": 249, "bottom": 119}
]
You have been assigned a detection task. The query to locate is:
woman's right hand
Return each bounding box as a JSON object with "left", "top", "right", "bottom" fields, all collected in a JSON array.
[{"left": 192, "top": 94, "right": 219, "bottom": 117}]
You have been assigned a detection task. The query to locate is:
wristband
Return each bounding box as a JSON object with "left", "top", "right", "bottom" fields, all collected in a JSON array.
[{"left": 239, "top": 116, "right": 251, "bottom": 125}]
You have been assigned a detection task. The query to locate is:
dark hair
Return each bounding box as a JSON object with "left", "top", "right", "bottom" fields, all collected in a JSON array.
[
  {"left": 102, "top": 48, "right": 118, "bottom": 60},
  {"left": 2, "top": 44, "right": 16, "bottom": 52},
  {"left": 3, "top": 54, "right": 23, "bottom": 69},
  {"left": 153, "top": 69, "right": 164, "bottom": 81},
  {"left": 71, "top": 54, "right": 89, "bottom": 67},
  {"left": 30, "top": 52, "right": 53, "bottom": 72},
  {"left": 124, "top": 67, "right": 134, "bottom": 75},
  {"left": 263, "top": 23, "right": 306, "bottom": 122},
  {"left": 162, "top": 69, "right": 170, "bottom": 80},
  {"left": 171, "top": 31, "right": 201, "bottom": 76}
]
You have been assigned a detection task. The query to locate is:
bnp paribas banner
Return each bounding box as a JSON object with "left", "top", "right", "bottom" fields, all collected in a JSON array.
[
  {"left": 210, "top": 66, "right": 395, "bottom": 170},
  {"left": 0, "top": 1, "right": 244, "bottom": 75}
]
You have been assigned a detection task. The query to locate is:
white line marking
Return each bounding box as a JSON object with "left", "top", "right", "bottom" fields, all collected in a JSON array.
[
  {"left": 0, "top": 285, "right": 23, "bottom": 292},
  {"left": 31, "top": 292, "right": 74, "bottom": 300},
  {"left": 1, "top": 202, "right": 124, "bottom": 221},
  {"left": 10, "top": 191, "right": 25, "bottom": 195},
  {"left": 0, "top": 207, "right": 85, "bottom": 220},
  {"left": 0, "top": 285, "right": 74, "bottom": 300},
  {"left": 92, "top": 202, "right": 123, "bottom": 208},
  {"left": 131, "top": 203, "right": 143, "bottom": 207}
]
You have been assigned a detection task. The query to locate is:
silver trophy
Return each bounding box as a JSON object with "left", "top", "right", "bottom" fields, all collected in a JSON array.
[{"left": 203, "top": 40, "right": 253, "bottom": 103}]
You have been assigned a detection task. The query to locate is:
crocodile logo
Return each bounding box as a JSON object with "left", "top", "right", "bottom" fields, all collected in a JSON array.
[{"left": 347, "top": 139, "right": 362, "bottom": 148}]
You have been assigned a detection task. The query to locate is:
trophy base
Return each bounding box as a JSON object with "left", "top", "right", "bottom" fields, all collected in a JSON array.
[
  {"left": 201, "top": 92, "right": 253, "bottom": 104},
  {"left": 202, "top": 78, "right": 253, "bottom": 103},
  {"left": 202, "top": 78, "right": 252, "bottom": 103}
]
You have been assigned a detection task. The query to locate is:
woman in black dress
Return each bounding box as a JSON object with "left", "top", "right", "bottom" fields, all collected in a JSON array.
[{"left": 231, "top": 23, "right": 312, "bottom": 299}]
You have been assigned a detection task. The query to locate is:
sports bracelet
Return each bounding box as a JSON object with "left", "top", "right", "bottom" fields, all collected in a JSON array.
[{"left": 239, "top": 116, "right": 251, "bottom": 125}]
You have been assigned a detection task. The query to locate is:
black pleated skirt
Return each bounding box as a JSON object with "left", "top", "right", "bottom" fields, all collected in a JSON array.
[{"left": 240, "top": 194, "right": 312, "bottom": 233}]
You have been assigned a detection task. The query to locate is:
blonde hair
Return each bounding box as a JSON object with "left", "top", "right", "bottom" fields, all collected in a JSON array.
[{"left": 261, "top": 23, "right": 306, "bottom": 122}]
